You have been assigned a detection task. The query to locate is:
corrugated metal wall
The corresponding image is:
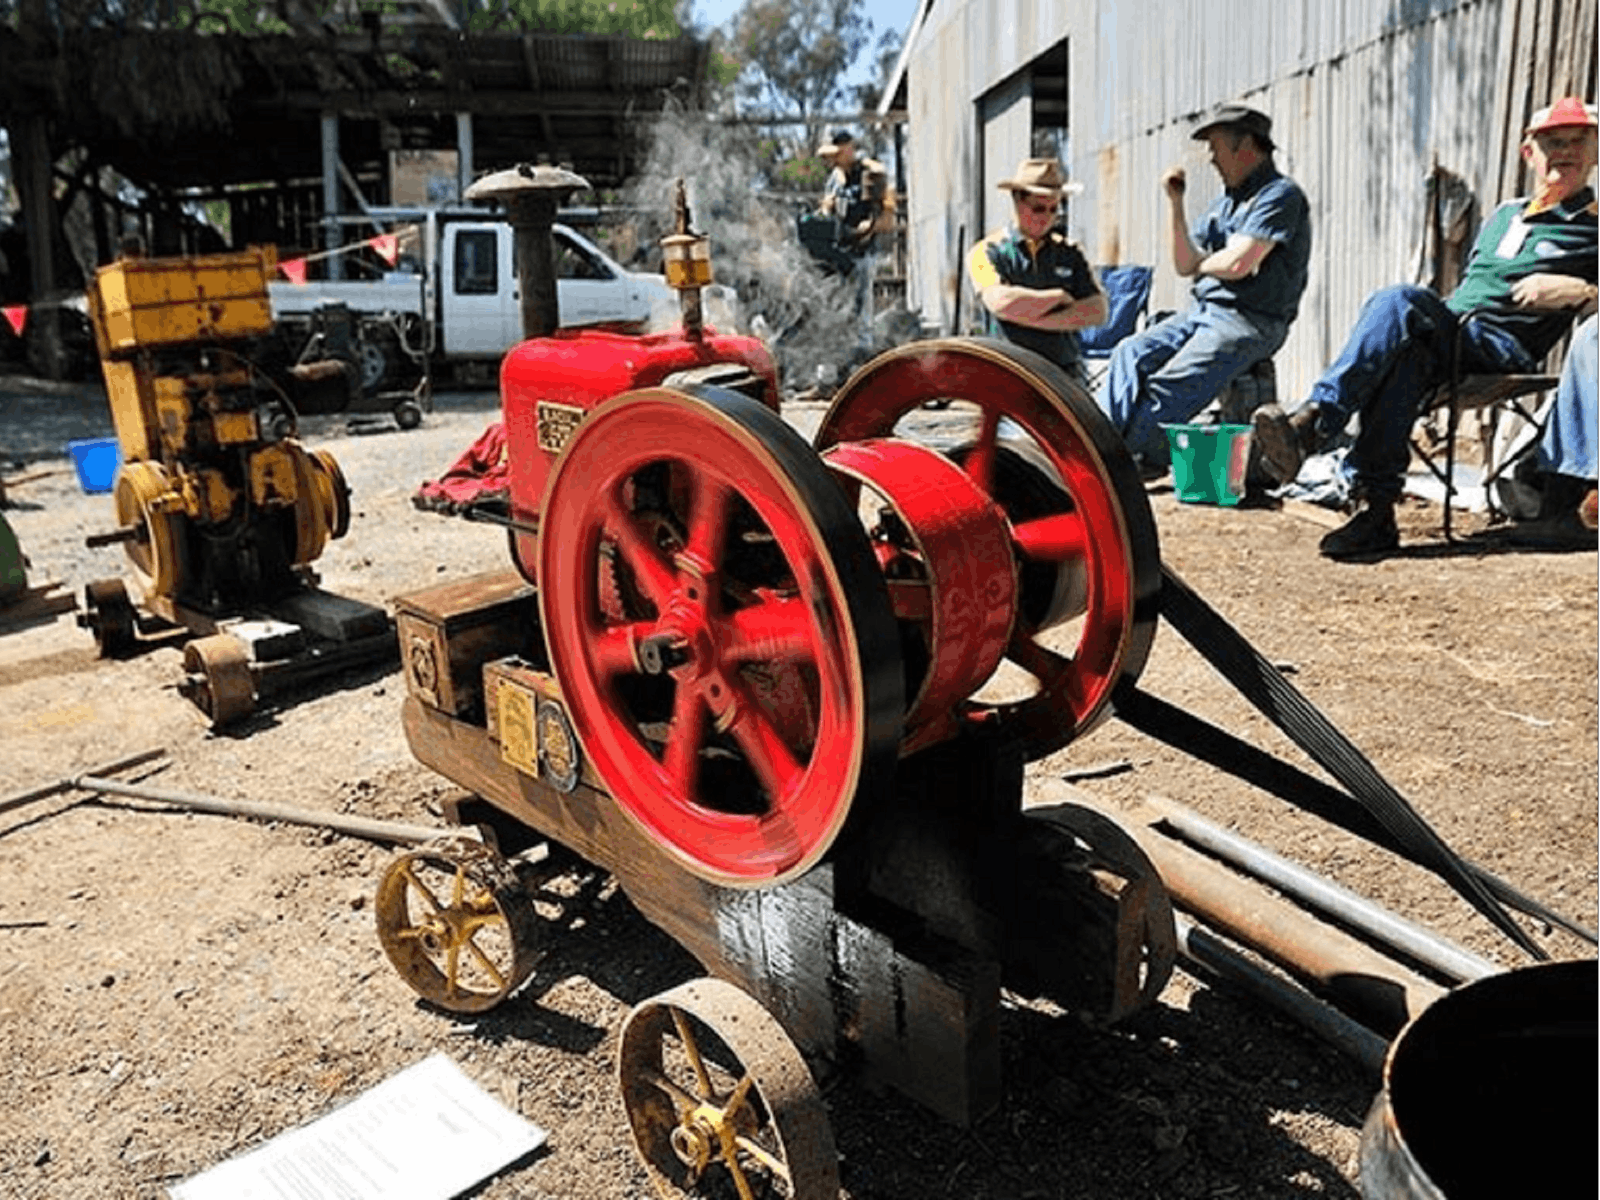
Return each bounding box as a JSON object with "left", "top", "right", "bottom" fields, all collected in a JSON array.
[{"left": 905, "top": 0, "right": 1596, "bottom": 401}]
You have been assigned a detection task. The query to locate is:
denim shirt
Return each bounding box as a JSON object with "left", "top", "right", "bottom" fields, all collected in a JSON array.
[{"left": 1190, "top": 161, "right": 1312, "bottom": 325}]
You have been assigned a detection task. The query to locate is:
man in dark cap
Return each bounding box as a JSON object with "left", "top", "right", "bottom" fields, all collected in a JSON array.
[
  {"left": 1097, "top": 102, "right": 1312, "bottom": 475},
  {"left": 1252, "top": 96, "right": 1597, "bottom": 557},
  {"left": 816, "top": 129, "right": 895, "bottom": 353}
]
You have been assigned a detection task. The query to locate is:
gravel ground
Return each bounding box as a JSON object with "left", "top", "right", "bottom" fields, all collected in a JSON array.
[{"left": 1, "top": 367, "right": 1594, "bottom": 1200}]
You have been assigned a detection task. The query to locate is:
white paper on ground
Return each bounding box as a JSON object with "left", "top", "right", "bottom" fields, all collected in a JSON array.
[{"left": 169, "top": 1053, "right": 548, "bottom": 1200}]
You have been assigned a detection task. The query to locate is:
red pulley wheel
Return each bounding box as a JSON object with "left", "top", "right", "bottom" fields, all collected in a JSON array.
[
  {"left": 816, "top": 337, "right": 1160, "bottom": 758},
  {"left": 538, "top": 385, "right": 904, "bottom": 888}
]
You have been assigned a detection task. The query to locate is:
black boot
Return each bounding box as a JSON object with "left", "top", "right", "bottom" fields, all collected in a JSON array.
[
  {"left": 1508, "top": 473, "right": 1598, "bottom": 550},
  {"left": 1319, "top": 497, "right": 1399, "bottom": 559}
]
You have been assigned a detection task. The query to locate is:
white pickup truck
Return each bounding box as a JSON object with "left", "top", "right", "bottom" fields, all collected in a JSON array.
[{"left": 267, "top": 208, "right": 678, "bottom": 401}]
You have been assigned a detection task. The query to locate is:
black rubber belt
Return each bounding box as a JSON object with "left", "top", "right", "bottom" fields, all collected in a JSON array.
[{"left": 1116, "top": 564, "right": 1545, "bottom": 959}]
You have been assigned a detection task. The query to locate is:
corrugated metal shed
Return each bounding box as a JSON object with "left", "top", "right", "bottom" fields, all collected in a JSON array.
[{"left": 903, "top": 0, "right": 1595, "bottom": 400}]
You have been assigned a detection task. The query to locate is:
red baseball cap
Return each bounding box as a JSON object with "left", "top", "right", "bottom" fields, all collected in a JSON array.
[{"left": 1525, "top": 96, "right": 1598, "bottom": 135}]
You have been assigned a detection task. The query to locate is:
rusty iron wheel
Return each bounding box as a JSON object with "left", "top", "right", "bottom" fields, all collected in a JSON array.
[
  {"left": 619, "top": 978, "right": 839, "bottom": 1200},
  {"left": 181, "top": 634, "right": 255, "bottom": 728},
  {"left": 373, "top": 836, "right": 540, "bottom": 1015},
  {"left": 84, "top": 577, "right": 136, "bottom": 658}
]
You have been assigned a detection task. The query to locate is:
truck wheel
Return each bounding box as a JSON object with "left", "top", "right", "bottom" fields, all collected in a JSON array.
[{"left": 358, "top": 328, "right": 401, "bottom": 394}]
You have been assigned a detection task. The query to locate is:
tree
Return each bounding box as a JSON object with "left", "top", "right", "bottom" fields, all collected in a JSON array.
[{"left": 729, "top": 0, "right": 871, "bottom": 127}]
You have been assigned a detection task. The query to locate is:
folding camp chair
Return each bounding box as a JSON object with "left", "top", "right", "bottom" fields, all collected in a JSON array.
[
  {"left": 1080, "top": 264, "right": 1154, "bottom": 389},
  {"left": 1412, "top": 305, "right": 1561, "bottom": 542}
]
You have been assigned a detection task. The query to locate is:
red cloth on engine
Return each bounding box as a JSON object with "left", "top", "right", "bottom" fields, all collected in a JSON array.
[{"left": 412, "top": 422, "right": 510, "bottom": 514}]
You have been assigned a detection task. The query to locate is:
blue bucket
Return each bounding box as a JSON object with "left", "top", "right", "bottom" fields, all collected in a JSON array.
[{"left": 66, "top": 437, "right": 120, "bottom": 494}]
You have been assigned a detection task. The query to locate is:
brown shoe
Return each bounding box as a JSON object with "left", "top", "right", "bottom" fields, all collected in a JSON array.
[
  {"left": 1507, "top": 508, "right": 1599, "bottom": 550},
  {"left": 1251, "top": 403, "right": 1318, "bottom": 487}
]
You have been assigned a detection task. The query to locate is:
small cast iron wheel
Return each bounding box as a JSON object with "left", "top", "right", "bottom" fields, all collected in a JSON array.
[
  {"left": 83, "top": 577, "right": 136, "bottom": 657},
  {"left": 181, "top": 634, "right": 256, "bottom": 727},
  {"left": 393, "top": 399, "right": 423, "bottom": 430},
  {"left": 619, "top": 978, "right": 840, "bottom": 1200},
  {"left": 538, "top": 385, "right": 903, "bottom": 888},
  {"left": 113, "top": 460, "right": 184, "bottom": 603},
  {"left": 815, "top": 337, "right": 1161, "bottom": 759},
  {"left": 373, "top": 835, "right": 540, "bottom": 1014}
]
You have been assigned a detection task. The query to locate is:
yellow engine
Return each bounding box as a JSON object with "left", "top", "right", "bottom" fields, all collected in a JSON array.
[{"left": 86, "top": 247, "right": 350, "bottom": 619}]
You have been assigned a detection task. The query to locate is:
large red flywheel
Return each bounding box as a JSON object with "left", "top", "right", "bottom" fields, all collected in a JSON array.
[
  {"left": 538, "top": 385, "right": 904, "bottom": 888},
  {"left": 815, "top": 337, "right": 1161, "bottom": 759}
]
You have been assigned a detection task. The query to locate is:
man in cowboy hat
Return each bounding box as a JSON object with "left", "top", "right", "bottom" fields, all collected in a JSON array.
[
  {"left": 1097, "top": 102, "right": 1311, "bottom": 475},
  {"left": 967, "top": 156, "right": 1107, "bottom": 381},
  {"left": 1252, "top": 96, "right": 1598, "bottom": 557},
  {"left": 816, "top": 129, "right": 895, "bottom": 352}
]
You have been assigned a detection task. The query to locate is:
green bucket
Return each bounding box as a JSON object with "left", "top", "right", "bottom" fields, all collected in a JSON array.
[{"left": 1162, "top": 423, "right": 1253, "bottom": 506}]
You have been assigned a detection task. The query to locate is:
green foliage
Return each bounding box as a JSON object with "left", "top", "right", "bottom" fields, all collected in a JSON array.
[
  {"left": 463, "top": 0, "right": 684, "bottom": 38},
  {"left": 729, "top": 0, "right": 870, "bottom": 120}
]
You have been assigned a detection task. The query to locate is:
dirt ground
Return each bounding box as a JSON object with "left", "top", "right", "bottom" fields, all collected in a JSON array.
[{"left": 1, "top": 367, "right": 1594, "bottom": 1200}]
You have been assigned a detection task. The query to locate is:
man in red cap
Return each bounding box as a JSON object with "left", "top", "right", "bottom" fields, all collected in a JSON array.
[{"left": 1254, "top": 96, "right": 1598, "bottom": 557}]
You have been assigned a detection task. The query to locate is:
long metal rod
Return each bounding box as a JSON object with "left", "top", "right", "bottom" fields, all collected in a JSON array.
[
  {"left": 1146, "top": 795, "right": 1499, "bottom": 985},
  {"left": 1175, "top": 916, "right": 1388, "bottom": 1076},
  {"left": 1, "top": 747, "right": 168, "bottom": 818},
  {"left": 72, "top": 774, "right": 461, "bottom": 847}
]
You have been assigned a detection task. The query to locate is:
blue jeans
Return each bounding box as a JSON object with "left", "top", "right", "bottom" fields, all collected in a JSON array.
[
  {"left": 1096, "top": 302, "right": 1287, "bottom": 465},
  {"left": 1536, "top": 313, "right": 1597, "bottom": 481},
  {"left": 1307, "top": 285, "right": 1534, "bottom": 501}
]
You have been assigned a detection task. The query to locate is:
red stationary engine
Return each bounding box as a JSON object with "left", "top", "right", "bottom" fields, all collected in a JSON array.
[{"left": 482, "top": 176, "right": 1160, "bottom": 890}]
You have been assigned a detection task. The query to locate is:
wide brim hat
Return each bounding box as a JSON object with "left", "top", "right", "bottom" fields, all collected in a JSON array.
[
  {"left": 1525, "top": 97, "right": 1598, "bottom": 135},
  {"left": 1191, "top": 103, "right": 1275, "bottom": 150},
  {"left": 997, "top": 158, "right": 1083, "bottom": 197}
]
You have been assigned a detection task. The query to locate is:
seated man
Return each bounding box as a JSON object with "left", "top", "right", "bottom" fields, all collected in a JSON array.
[
  {"left": 1097, "top": 103, "right": 1311, "bottom": 472},
  {"left": 1507, "top": 312, "right": 1598, "bottom": 548},
  {"left": 1254, "top": 96, "right": 1599, "bottom": 557},
  {"left": 967, "top": 157, "right": 1106, "bottom": 384}
]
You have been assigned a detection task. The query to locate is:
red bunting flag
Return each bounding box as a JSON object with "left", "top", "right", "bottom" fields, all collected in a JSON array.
[
  {"left": 369, "top": 233, "right": 400, "bottom": 266},
  {"left": 2, "top": 305, "right": 26, "bottom": 339},
  {"left": 279, "top": 258, "right": 308, "bottom": 285}
]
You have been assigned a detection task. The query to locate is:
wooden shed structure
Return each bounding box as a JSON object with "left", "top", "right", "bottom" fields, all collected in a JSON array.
[
  {"left": 889, "top": 0, "right": 1596, "bottom": 400},
  {"left": 1, "top": 8, "right": 710, "bottom": 304}
]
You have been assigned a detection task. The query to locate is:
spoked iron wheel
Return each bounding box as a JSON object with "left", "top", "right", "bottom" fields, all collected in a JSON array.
[
  {"left": 373, "top": 836, "right": 540, "bottom": 1014},
  {"left": 619, "top": 978, "right": 840, "bottom": 1200},
  {"left": 538, "top": 385, "right": 903, "bottom": 888},
  {"left": 816, "top": 337, "right": 1161, "bottom": 758}
]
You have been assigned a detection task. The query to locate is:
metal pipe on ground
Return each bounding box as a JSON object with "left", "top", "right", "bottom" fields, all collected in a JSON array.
[
  {"left": 71, "top": 774, "right": 467, "bottom": 847},
  {"left": 1175, "top": 915, "right": 1388, "bottom": 1076},
  {"left": 1143, "top": 794, "right": 1499, "bottom": 985}
]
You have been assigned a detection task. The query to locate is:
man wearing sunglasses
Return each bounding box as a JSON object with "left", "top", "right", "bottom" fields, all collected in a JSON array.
[
  {"left": 1097, "top": 103, "right": 1312, "bottom": 476},
  {"left": 968, "top": 157, "right": 1107, "bottom": 384}
]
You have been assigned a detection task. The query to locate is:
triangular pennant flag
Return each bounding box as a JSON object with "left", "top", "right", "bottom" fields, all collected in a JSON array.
[
  {"left": 369, "top": 233, "right": 400, "bottom": 266},
  {"left": 2, "top": 305, "right": 26, "bottom": 339},
  {"left": 279, "top": 258, "right": 308, "bottom": 285}
]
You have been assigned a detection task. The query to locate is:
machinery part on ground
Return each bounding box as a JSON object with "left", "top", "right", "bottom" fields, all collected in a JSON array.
[
  {"left": 374, "top": 835, "right": 541, "bottom": 1014},
  {"left": 1018, "top": 802, "right": 1177, "bottom": 1024},
  {"left": 113, "top": 460, "right": 184, "bottom": 603},
  {"left": 0, "top": 509, "right": 26, "bottom": 604},
  {"left": 619, "top": 977, "right": 840, "bottom": 1200},
  {"left": 814, "top": 337, "right": 1160, "bottom": 759},
  {"left": 181, "top": 633, "right": 257, "bottom": 726},
  {"left": 394, "top": 398, "right": 424, "bottom": 430},
  {"left": 538, "top": 384, "right": 903, "bottom": 888},
  {"left": 1360, "top": 959, "right": 1595, "bottom": 1200},
  {"left": 82, "top": 577, "right": 138, "bottom": 657}
]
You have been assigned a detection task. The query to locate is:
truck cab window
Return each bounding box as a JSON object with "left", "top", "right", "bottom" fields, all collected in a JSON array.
[
  {"left": 454, "top": 231, "right": 498, "bottom": 295},
  {"left": 554, "top": 237, "right": 612, "bottom": 281}
]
